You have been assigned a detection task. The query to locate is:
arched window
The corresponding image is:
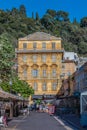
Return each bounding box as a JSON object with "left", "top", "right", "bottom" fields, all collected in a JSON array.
[
  {"left": 43, "top": 70, "right": 47, "bottom": 77},
  {"left": 32, "top": 69, "right": 38, "bottom": 77},
  {"left": 52, "top": 69, "right": 56, "bottom": 77},
  {"left": 23, "top": 69, "right": 27, "bottom": 77}
]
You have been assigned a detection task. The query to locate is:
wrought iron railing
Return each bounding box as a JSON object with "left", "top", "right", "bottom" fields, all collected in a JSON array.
[{"left": 16, "top": 49, "right": 64, "bottom": 53}]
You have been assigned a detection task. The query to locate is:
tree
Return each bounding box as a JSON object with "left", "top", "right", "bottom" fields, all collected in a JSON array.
[
  {"left": 11, "top": 8, "right": 19, "bottom": 17},
  {"left": 0, "top": 76, "right": 34, "bottom": 98},
  {"left": 0, "top": 7, "right": 87, "bottom": 56},
  {"left": 78, "top": 41, "right": 87, "bottom": 54},
  {"left": 41, "top": 14, "right": 55, "bottom": 31},
  {"left": 36, "top": 12, "right": 40, "bottom": 21},
  {"left": 73, "top": 18, "right": 78, "bottom": 25},
  {"left": 32, "top": 12, "right": 34, "bottom": 19},
  {"left": 12, "top": 77, "right": 34, "bottom": 98},
  {"left": 0, "top": 33, "right": 15, "bottom": 79},
  {"left": 80, "top": 17, "right": 87, "bottom": 27},
  {"left": 56, "top": 10, "right": 69, "bottom": 21},
  {"left": 46, "top": 9, "right": 56, "bottom": 18},
  {"left": 19, "top": 5, "right": 26, "bottom": 17}
]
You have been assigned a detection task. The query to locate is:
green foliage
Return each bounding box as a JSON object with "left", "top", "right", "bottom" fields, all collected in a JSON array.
[
  {"left": 32, "top": 12, "right": 34, "bottom": 19},
  {"left": 0, "top": 76, "right": 34, "bottom": 98},
  {"left": 0, "top": 6, "right": 87, "bottom": 98},
  {"left": 19, "top": 5, "right": 26, "bottom": 17},
  {"left": 80, "top": 17, "right": 87, "bottom": 27},
  {"left": 0, "top": 6, "right": 87, "bottom": 56},
  {"left": 46, "top": 9, "right": 56, "bottom": 18},
  {"left": 78, "top": 41, "right": 87, "bottom": 54},
  {"left": 36, "top": 99, "right": 41, "bottom": 104},
  {"left": 56, "top": 10, "right": 69, "bottom": 21},
  {"left": 12, "top": 77, "right": 34, "bottom": 98},
  {"left": 36, "top": 12, "right": 40, "bottom": 21},
  {"left": 0, "top": 33, "right": 15, "bottom": 79}
]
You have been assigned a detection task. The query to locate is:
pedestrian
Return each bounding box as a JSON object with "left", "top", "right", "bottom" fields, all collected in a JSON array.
[
  {"left": 2, "top": 113, "right": 8, "bottom": 127},
  {"left": 36, "top": 104, "right": 39, "bottom": 112},
  {"left": 0, "top": 116, "right": 4, "bottom": 126},
  {"left": 34, "top": 102, "right": 37, "bottom": 111},
  {"left": 39, "top": 104, "right": 43, "bottom": 112},
  {"left": 27, "top": 107, "right": 30, "bottom": 115}
]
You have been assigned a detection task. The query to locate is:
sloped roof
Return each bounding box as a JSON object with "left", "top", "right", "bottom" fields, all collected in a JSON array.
[{"left": 19, "top": 32, "right": 61, "bottom": 41}]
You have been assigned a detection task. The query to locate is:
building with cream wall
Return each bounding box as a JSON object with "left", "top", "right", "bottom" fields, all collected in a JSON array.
[{"left": 16, "top": 32, "right": 64, "bottom": 99}]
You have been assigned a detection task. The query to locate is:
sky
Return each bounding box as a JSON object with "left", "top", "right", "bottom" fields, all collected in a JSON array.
[{"left": 0, "top": 0, "right": 87, "bottom": 22}]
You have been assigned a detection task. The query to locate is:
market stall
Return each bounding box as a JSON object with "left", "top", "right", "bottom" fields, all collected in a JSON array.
[{"left": 0, "top": 89, "right": 27, "bottom": 118}]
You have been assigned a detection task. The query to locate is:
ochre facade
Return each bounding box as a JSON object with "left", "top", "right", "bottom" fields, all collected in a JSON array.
[
  {"left": 16, "top": 32, "right": 64, "bottom": 97},
  {"left": 58, "top": 60, "right": 76, "bottom": 96}
]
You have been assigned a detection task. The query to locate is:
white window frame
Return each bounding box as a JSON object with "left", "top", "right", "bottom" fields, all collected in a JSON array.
[
  {"left": 42, "top": 55, "right": 46, "bottom": 62},
  {"left": 32, "top": 69, "right": 38, "bottom": 77},
  {"left": 34, "top": 82, "right": 38, "bottom": 91},
  {"left": 23, "top": 43, "right": 27, "bottom": 49},
  {"left": 43, "top": 70, "right": 46, "bottom": 77},
  {"left": 52, "top": 83, "right": 57, "bottom": 90},
  {"left": 52, "top": 42, "right": 55, "bottom": 49},
  {"left": 52, "top": 69, "right": 56, "bottom": 77},
  {"left": 52, "top": 55, "right": 56, "bottom": 62},
  {"left": 42, "top": 82, "right": 47, "bottom": 91},
  {"left": 42, "top": 42, "right": 46, "bottom": 50},
  {"left": 33, "top": 55, "right": 37, "bottom": 63},
  {"left": 67, "top": 72, "right": 71, "bottom": 76},
  {"left": 22, "top": 55, "right": 27, "bottom": 62},
  {"left": 23, "top": 69, "right": 27, "bottom": 77},
  {"left": 33, "top": 42, "right": 37, "bottom": 50}
]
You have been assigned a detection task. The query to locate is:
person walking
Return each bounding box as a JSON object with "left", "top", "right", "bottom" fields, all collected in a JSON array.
[{"left": 2, "top": 114, "right": 8, "bottom": 127}]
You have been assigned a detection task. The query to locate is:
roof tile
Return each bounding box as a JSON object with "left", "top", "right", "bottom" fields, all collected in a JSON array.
[{"left": 19, "top": 32, "right": 61, "bottom": 41}]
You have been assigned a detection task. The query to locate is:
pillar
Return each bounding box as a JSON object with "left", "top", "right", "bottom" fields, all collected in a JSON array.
[{"left": 10, "top": 101, "right": 13, "bottom": 118}]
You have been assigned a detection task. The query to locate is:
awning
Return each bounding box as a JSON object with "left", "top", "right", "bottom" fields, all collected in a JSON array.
[{"left": 32, "top": 95, "right": 56, "bottom": 100}]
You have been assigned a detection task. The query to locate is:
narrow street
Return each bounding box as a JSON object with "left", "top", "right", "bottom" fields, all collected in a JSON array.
[{"left": 2, "top": 112, "right": 75, "bottom": 130}]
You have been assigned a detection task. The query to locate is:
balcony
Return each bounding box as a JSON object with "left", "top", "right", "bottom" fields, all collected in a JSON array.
[
  {"left": 16, "top": 49, "right": 64, "bottom": 54},
  {"left": 27, "top": 75, "right": 59, "bottom": 80}
]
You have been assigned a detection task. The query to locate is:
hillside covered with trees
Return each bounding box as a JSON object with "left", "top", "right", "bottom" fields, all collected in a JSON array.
[
  {"left": 0, "top": 5, "right": 87, "bottom": 55},
  {"left": 0, "top": 5, "right": 87, "bottom": 96}
]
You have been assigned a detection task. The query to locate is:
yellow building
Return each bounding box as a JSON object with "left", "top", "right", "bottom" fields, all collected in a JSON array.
[{"left": 16, "top": 32, "right": 64, "bottom": 99}]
